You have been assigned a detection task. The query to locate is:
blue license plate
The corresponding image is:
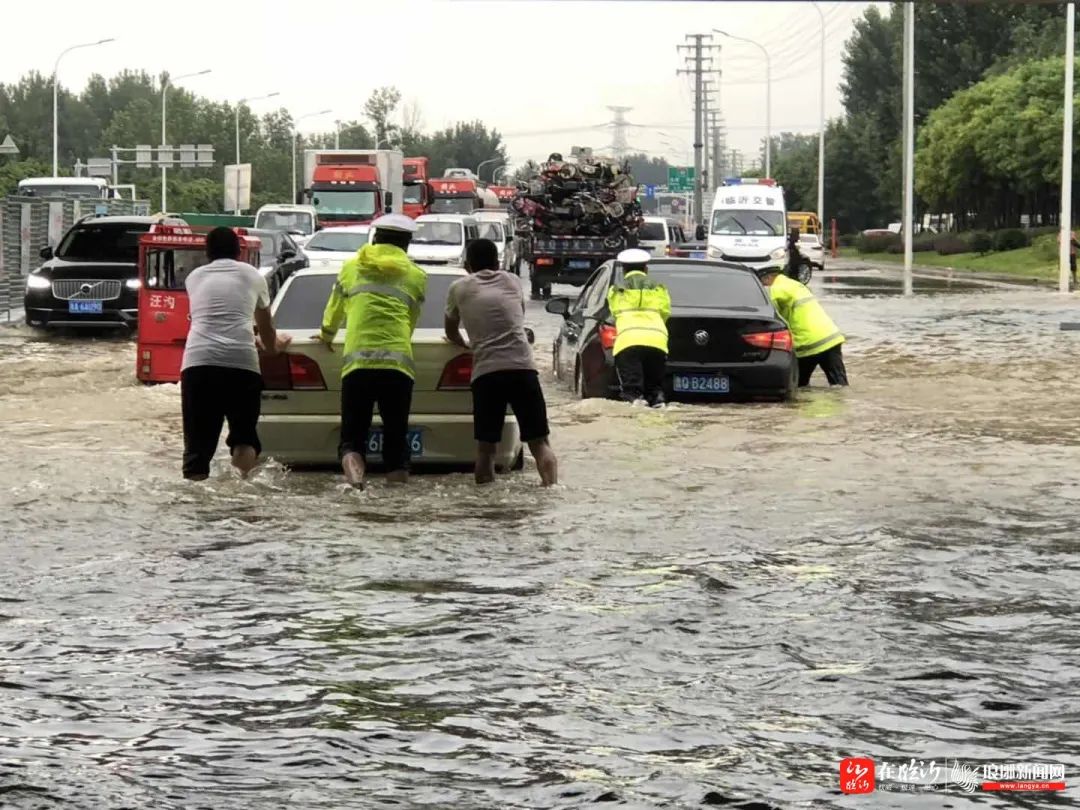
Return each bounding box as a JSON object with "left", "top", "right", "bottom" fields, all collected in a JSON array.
[
  {"left": 367, "top": 429, "right": 423, "bottom": 457},
  {"left": 690, "top": 251, "right": 706, "bottom": 259},
  {"left": 673, "top": 374, "right": 730, "bottom": 393},
  {"left": 69, "top": 300, "right": 103, "bottom": 314},
  {"left": 568, "top": 260, "right": 592, "bottom": 269}
]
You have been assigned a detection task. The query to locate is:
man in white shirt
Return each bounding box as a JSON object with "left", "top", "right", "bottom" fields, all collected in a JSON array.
[{"left": 181, "top": 227, "right": 289, "bottom": 480}]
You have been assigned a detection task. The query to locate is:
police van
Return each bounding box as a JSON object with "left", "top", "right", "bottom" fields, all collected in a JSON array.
[{"left": 706, "top": 178, "right": 789, "bottom": 272}]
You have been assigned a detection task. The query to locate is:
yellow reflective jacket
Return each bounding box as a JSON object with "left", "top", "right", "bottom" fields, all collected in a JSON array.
[
  {"left": 768, "top": 274, "right": 844, "bottom": 358},
  {"left": 606, "top": 270, "right": 671, "bottom": 356},
  {"left": 320, "top": 243, "right": 428, "bottom": 379}
]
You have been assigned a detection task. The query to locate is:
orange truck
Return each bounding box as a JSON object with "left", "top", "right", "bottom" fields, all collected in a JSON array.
[
  {"left": 488, "top": 185, "right": 517, "bottom": 210},
  {"left": 403, "top": 157, "right": 431, "bottom": 219},
  {"left": 429, "top": 176, "right": 501, "bottom": 214},
  {"left": 299, "top": 149, "right": 405, "bottom": 226}
]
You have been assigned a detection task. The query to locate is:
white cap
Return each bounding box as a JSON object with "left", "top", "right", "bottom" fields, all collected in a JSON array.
[
  {"left": 617, "top": 248, "right": 651, "bottom": 265},
  {"left": 371, "top": 213, "right": 418, "bottom": 233}
]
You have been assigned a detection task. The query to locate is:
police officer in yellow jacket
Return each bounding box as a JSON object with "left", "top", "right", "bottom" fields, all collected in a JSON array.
[
  {"left": 756, "top": 266, "right": 847, "bottom": 387},
  {"left": 607, "top": 248, "right": 672, "bottom": 407},
  {"left": 315, "top": 214, "right": 428, "bottom": 488}
]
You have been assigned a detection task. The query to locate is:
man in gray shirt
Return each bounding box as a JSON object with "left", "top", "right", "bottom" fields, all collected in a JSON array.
[
  {"left": 181, "top": 227, "right": 289, "bottom": 480},
  {"left": 445, "top": 239, "right": 558, "bottom": 486}
]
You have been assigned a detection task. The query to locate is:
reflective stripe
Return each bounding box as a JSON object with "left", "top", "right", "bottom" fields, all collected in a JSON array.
[
  {"left": 800, "top": 331, "right": 843, "bottom": 354},
  {"left": 346, "top": 282, "right": 419, "bottom": 311},
  {"left": 617, "top": 307, "right": 665, "bottom": 314},
  {"left": 343, "top": 348, "right": 415, "bottom": 372},
  {"left": 791, "top": 295, "right": 815, "bottom": 309},
  {"left": 618, "top": 326, "right": 668, "bottom": 335}
]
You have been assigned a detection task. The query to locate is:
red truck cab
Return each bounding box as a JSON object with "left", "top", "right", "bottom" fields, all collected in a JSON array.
[
  {"left": 488, "top": 185, "right": 517, "bottom": 211},
  {"left": 403, "top": 157, "right": 430, "bottom": 219}
]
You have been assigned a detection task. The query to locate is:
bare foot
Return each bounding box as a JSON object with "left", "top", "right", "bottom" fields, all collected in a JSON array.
[
  {"left": 231, "top": 445, "right": 259, "bottom": 478},
  {"left": 342, "top": 452, "right": 366, "bottom": 489}
]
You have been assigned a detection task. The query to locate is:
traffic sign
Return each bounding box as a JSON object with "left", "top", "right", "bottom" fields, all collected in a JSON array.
[
  {"left": 0, "top": 134, "right": 18, "bottom": 155},
  {"left": 644, "top": 184, "right": 656, "bottom": 199},
  {"left": 668, "top": 166, "right": 695, "bottom": 193}
]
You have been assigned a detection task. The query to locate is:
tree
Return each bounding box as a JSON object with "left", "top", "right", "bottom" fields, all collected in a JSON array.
[{"left": 364, "top": 86, "right": 402, "bottom": 148}]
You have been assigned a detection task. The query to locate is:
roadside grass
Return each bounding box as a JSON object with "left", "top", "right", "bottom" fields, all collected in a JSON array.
[{"left": 836, "top": 246, "right": 1056, "bottom": 280}]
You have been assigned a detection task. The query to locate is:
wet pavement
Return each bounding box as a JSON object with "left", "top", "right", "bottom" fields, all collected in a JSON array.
[{"left": 1, "top": 263, "right": 1079, "bottom": 808}]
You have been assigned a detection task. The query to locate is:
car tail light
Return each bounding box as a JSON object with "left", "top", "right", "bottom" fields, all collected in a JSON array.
[
  {"left": 599, "top": 324, "right": 617, "bottom": 350},
  {"left": 742, "top": 329, "right": 792, "bottom": 352},
  {"left": 438, "top": 353, "right": 473, "bottom": 389},
  {"left": 536, "top": 257, "right": 554, "bottom": 266},
  {"left": 261, "top": 352, "right": 327, "bottom": 390},
  {"left": 664, "top": 245, "right": 672, "bottom": 256}
]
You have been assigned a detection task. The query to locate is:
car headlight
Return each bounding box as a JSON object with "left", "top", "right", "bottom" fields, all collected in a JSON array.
[
  {"left": 26, "top": 274, "right": 51, "bottom": 290},
  {"left": 125, "top": 278, "right": 141, "bottom": 290},
  {"left": 770, "top": 247, "right": 788, "bottom": 261}
]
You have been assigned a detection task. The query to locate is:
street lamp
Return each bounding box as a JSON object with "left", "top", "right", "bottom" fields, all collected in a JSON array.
[
  {"left": 493, "top": 166, "right": 511, "bottom": 184},
  {"left": 334, "top": 119, "right": 342, "bottom": 150},
  {"left": 811, "top": 2, "right": 825, "bottom": 227},
  {"left": 477, "top": 157, "right": 503, "bottom": 182},
  {"left": 292, "top": 109, "right": 332, "bottom": 203},
  {"left": 234, "top": 91, "right": 279, "bottom": 214},
  {"left": 52, "top": 38, "right": 116, "bottom": 177},
  {"left": 161, "top": 69, "right": 211, "bottom": 213},
  {"left": 713, "top": 29, "right": 771, "bottom": 178}
]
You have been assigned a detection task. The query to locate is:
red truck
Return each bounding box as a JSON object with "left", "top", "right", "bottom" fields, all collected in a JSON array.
[
  {"left": 429, "top": 177, "right": 501, "bottom": 214},
  {"left": 299, "top": 149, "right": 405, "bottom": 226},
  {"left": 403, "top": 157, "right": 431, "bottom": 219},
  {"left": 488, "top": 185, "right": 517, "bottom": 210}
]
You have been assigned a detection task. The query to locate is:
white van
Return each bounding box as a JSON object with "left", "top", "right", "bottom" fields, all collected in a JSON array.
[
  {"left": 638, "top": 216, "right": 688, "bottom": 258},
  {"left": 254, "top": 204, "right": 318, "bottom": 246},
  {"left": 473, "top": 210, "right": 517, "bottom": 273},
  {"left": 408, "top": 214, "right": 480, "bottom": 267},
  {"left": 706, "top": 178, "right": 789, "bottom": 271}
]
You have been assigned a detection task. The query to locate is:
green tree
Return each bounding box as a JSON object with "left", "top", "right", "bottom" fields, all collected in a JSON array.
[{"left": 364, "top": 87, "right": 402, "bottom": 148}]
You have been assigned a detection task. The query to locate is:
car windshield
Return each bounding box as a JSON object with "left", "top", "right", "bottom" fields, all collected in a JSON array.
[
  {"left": 477, "top": 222, "right": 504, "bottom": 241},
  {"left": 711, "top": 210, "right": 785, "bottom": 236},
  {"left": 414, "top": 222, "right": 463, "bottom": 245},
  {"left": 256, "top": 211, "right": 313, "bottom": 234},
  {"left": 639, "top": 222, "right": 666, "bottom": 240},
  {"left": 305, "top": 231, "right": 369, "bottom": 252},
  {"left": 274, "top": 273, "right": 457, "bottom": 330},
  {"left": 403, "top": 184, "right": 424, "bottom": 204},
  {"left": 55, "top": 223, "right": 150, "bottom": 261},
  {"left": 313, "top": 190, "right": 377, "bottom": 218},
  {"left": 646, "top": 264, "right": 768, "bottom": 309},
  {"left": 430, "top": 198, "right": 474, "bottom": 215}
]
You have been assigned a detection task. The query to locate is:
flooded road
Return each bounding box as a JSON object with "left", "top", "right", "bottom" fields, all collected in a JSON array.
[{"left": 2, "top": 264, "right": 1078, "bottom": 808}]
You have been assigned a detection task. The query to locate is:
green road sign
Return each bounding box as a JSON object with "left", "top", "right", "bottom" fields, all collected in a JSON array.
[{"left": 668, "top": 166, "right": 695, "bottom": 193}]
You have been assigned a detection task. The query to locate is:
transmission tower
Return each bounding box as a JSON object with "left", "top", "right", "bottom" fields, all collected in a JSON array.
[{"left": 606, "top": 106, "right": 633, "bottom": 159}]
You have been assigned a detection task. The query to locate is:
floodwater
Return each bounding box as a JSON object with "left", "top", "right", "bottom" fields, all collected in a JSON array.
[{"left": 1, "top": 263, "right": 1078, "bottom": 809}]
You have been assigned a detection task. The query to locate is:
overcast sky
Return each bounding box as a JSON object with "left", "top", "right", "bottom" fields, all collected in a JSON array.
[{"left": 2, "top": 0, "right": 880, "bottom": 169}]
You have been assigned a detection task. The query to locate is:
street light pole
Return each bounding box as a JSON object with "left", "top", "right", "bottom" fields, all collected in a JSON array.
[
  {"left": 714, "top": 30, "right": 770, "bottom": 177},
  {"left": 52, "top": 38, "right": 115, "bottom": 177},
  {"left": 812, "top": 2, "right": 825, "bottom": 225},
  {"left": 334, "top": 119, "right": 341, "bottom": 150},
  {"left": 1061, "top": 2, "right": 1076, "bottom": 294},
  {"left": 292, "top": 109, "right": 331, "bottom": 203},
  {"left": 161, "top": 69, "right": 211, "bottom": 213},
  {"left": 234, "top": 91, "right": 280, "bottom": 215},
  {"left": 477, "top": 157, "right": 502, "bottom": 182},
  {"left": 901, "top": 1, "right": 915, "bottom": 297}
]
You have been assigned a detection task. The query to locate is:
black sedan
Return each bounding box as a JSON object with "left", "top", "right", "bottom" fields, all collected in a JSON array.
[
  {"left": 246, "top": 228, "right": 309, "bottom": 297},
  {"left": 545, "top": 259, "right": 797, "bottom": 402}
]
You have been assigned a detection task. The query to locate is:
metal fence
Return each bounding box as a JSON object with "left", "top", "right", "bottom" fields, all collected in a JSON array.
[{"left": 1, "top": 196, "right": 150, "bottom": 320}]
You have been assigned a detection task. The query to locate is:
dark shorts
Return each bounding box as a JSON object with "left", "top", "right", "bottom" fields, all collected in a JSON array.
[
  {"left": 339, "top": 368, "right": 415, "bottom": 472},
  {"left": 471, "top": 369, "right": 549, "bottom": 445},
  {"left": 181, "top": 366, "right": 263, "bottom": 478}
]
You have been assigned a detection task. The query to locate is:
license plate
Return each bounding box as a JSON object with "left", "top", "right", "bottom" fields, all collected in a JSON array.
[
  {"left": 69, "top": 300, "right": 103, "bottom": 314},
  {"left": 691, "top": 251, "right": 706, "bottom": 259},
  {"left": 366, "top": 429, "right": 423, "bottom": 457},
  {"left": 568, "top": 260, "right": 592, "bottom": 269},
  {"left": 673, "top": 374, "right": 730, "bottom": 393}
]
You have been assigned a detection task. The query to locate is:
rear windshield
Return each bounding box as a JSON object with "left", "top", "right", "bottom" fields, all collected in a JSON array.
[
  {"left": 639, "top": 222, "right": 666, "bottom": 241},
  {"left": 274, "top": 273, "right": 457, "bottom": 331},
  {"left": 305, "top": 231, "right": 369, "bottom": 252},
  {"left": 56, "top": 223, "right": 150, "bottom": 261},
  {"left": 646, "top": 264, "right": 768, "bottom": 308}
]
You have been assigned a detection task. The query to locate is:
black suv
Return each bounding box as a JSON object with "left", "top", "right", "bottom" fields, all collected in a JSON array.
[{"left": 24, "top": 215, "right": 187, "bottom": 329}]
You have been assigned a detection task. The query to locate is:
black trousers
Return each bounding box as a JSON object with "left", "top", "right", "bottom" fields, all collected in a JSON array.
[
  {"left": 798, "top": 344, "right": 848, "bottom": 387},
  {"left": 615, "top": 346, "right": 667, "bottom": 404},
  {"left": 181, "top": 366, "right": 263, "bottom": 479},
  {"left": 339, "top": 368, "right": 414, "bottom": 472}
]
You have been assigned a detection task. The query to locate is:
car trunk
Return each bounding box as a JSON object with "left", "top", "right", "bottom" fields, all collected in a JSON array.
[{"left": 666, "top": 306, "right": 783, "bottom": 364}]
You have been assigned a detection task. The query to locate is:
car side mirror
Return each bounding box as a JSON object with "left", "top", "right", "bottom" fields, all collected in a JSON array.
[
  {"left": 280, "top": 249, "right": 296, "bottom": 261},
  {"left": 384, "top": 191, "right": 393, "bottom": 212},
  {"left": 39, "top": 245, "right": 53, "bottom": 260},
  {"left": 545, "top": 297, "right": 570, "bottom": 317},
  {"left": 695, "top": 225, "right": 706, "bottom": 240}
]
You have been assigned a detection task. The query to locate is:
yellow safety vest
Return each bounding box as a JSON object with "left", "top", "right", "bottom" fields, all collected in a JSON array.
[
  {"left": 320, "top": 243, "right": 428, "bottom": 379},
  {"left": 769, "top": 274, "right": 844, "bottom": 358},
  {"left": 607, "top": 270, "right": 671, "bottom": 356}
]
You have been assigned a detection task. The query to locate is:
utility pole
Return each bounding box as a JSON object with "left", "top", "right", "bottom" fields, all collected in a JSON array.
[
  {"left": 606, "top": 106, "right": 633, "bottom": 159},
  {"left": 677, "top": 34, "right": 717, "bottom": 227}
]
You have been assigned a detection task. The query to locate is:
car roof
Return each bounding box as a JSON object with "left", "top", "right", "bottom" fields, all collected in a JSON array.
[
  {"left": 257, "top": 203, "right": 314, "bottom": 211},
  {"left": 76, "top": 215, "right": 182, "bottom": 225},
  {"left": 291, "top": 263, "right": 467, "bottom": 279},
  {"left": 416, "top": 214, "right": 476, "bottom": 224},
  {"left": 312, "top": 224, "right": 370, "bottom": 233}
]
